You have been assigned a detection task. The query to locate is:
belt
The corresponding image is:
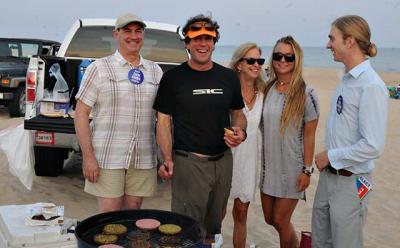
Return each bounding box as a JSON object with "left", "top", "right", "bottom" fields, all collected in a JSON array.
[
  {"left": 327, "top": 164, "right": 353, "bottom": 177},
  {"left": 175, "top": 150, "right": 224, "bottom": 161}
]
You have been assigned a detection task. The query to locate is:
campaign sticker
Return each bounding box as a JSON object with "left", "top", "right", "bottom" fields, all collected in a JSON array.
[
  {"left": 128, "top": 68, "right": 144, "bottom": 85},
  {"left": 336, "top": 95, "right": 343, "bottom": 114},
  {"left": 356, "top": 176, "right": 372, "bottom": 200}
]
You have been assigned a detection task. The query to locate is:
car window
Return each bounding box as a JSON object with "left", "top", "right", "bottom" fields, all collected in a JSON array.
[
  {"left": 0, "top": 41, "right": 39, "bottom": 57},
  {"left": 65, "top": 26, "right": 187, "bottom": 63},
  {"left": 19, "top": 43, "right": 40, "bottom": 57}
]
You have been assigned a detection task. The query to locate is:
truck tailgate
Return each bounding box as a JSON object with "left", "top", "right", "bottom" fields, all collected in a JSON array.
[{"left": 24, "top": 116, "right": 75, "bottom": 134}]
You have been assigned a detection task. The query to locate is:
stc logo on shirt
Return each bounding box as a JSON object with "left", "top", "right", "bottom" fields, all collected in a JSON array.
[{"left": 193, "top": 89, "right": 223, "bottom": 95}]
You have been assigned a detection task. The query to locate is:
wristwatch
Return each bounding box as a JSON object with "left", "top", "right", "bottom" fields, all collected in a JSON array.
[{"left": 302, "top": 166, "right": 314, "bottom": 176}]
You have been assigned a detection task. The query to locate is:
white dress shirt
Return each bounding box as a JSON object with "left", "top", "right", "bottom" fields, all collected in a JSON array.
[{"left": 325, "top": 60, "right": 389, "bottom": 174}]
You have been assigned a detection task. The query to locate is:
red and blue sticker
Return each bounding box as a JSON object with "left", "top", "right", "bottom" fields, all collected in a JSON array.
[{"left": 356, "top": 176, "right": 372, "bottom": 200}]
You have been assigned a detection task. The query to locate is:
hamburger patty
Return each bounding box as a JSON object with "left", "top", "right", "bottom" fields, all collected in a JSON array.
[
  {"left": 126, "top": 230, "right": 150, "bottom": 241},
  {"left": 158, "top": 235, "right": 181, "bottom": 246},
  {"left": 103, "top": 223, "right": 128, "bottom": 235},
  {"left": 93, "top": 234, "right": 118, "bottom": 245},
  {"left": 135, "top": 218, "right": 161, "bottom": 231},
  {"left": 158, "top": 224, "right": 182, "bottom": 235}
]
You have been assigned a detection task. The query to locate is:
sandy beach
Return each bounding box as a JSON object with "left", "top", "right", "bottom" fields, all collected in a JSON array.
[{"left": 0, "top": 67, "right": 399, "bottom": 248}]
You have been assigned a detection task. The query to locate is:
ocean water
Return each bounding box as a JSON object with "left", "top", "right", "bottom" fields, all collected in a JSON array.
[{"left": 213, "top": 45, "right": 400, "bottom": 72}]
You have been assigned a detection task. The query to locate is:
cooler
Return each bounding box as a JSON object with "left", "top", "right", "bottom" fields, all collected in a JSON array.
[
  {"left": 77, "top": 59, "right": 92, "bottom": 88},
  {"left": 0, "top": 204, "right": 77, "bottom": 248}
]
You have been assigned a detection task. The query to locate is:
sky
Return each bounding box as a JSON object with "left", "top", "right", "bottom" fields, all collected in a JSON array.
[{"left": 1, "top": 0, "right": 399, "bottom": 48}]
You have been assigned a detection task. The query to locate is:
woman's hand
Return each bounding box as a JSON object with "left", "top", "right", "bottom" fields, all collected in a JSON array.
[{"left": 296, "top": 172, "right": 311, "bottom": 192}]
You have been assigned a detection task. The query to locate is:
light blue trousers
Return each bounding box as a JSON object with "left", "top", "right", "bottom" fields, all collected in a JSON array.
[{"left": 312, "top": 170, "right": 372, "bottom": 248}]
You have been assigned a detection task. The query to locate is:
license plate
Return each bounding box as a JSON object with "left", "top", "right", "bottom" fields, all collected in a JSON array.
[
  {"left": 35, "top": 131, "right": 55, "bottom": 145},
  {"left": 0, "top": 93, "right": 3, "bottom": 99}
]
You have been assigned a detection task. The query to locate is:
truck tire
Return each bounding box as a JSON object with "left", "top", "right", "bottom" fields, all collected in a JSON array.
[
  {"left": 8, "top": 86, "right": 26, "bottom": 117},
  {"left": 34, "top": 147, "right": 69, "bottom": 177}
]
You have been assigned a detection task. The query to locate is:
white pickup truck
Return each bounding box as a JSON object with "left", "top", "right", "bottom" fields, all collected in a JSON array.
[{"left": 24, "top": 18, "right": 188, "bottom": 176}]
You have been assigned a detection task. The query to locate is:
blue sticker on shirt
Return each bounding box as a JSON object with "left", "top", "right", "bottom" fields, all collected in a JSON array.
[
  {"left": 128, "top": 68, "right": 144, "bottom": 85},
  {"left": 336, "top": 95, "right": 343, "bottom": 114}
]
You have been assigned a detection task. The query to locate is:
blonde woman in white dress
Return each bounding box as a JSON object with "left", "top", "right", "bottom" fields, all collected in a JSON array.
[{"left": 227, "top": 43, "right": 265, "bottom": 248}]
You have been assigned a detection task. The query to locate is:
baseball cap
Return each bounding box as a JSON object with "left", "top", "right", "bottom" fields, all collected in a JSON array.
[
  {"left": 115, "top": 13, "right": 146, "bottom": 30},
  {"left": 185, "top": 22, "right": 217, "bottom": 39}
]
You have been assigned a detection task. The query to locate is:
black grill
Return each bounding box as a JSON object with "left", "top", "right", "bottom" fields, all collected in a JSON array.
[{"left": 75, "top": 209, "right": 202, "bottom": 248}]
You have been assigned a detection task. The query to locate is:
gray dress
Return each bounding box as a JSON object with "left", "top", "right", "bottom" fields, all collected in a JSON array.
[{"left": 260, "top": 83, "right": 319, "bottom": 199}]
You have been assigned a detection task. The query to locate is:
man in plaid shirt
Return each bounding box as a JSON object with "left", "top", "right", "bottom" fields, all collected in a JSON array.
[{"left": 75, "top": 13, "right": 163, "bottom": 212}]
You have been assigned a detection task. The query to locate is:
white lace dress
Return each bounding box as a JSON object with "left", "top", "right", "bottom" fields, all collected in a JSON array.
[{"left": 230, "top": 92, "right": 263, "bottom": 203}]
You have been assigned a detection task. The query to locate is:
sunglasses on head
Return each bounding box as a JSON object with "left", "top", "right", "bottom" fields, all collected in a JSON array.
[
  {"left": 240, "top": 57, "right": 266, "bottom": 65},
  {"left": 272, "top": 52, "right": 295, "bottom": 62},
  {"left": 188, "top": 22, "right": 215, "bottom": 32}
]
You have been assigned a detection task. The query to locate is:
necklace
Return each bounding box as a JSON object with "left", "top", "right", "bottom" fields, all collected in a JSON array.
[
  {"left": 277, "top": 80, "right": 289, "bottom": 86},
  {"left": 243, "top": 91, "right": 257, "bottom": 106},
  {"left": 276, "top": 80, "right": 289, "bottom": 94}
]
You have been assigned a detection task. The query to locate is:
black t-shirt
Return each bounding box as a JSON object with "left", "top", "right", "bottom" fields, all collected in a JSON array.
[{"left": 153, "top": 62, "right": 244, "bottom": 155}]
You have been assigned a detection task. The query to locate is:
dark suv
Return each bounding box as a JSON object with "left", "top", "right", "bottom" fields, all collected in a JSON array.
[{"left": 0, "top": 38, "right": 60, "bottom": 117}]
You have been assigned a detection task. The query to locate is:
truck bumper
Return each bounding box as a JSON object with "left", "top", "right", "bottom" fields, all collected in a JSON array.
[
  {"left": 24, "top": 116, "right": 80, "bottom": 150},
  {"left": 0, "top": 92, "right": 14, "bottom": 100},
  {"left": 24, "top": 116, "right": 76, "bottom": 134}
]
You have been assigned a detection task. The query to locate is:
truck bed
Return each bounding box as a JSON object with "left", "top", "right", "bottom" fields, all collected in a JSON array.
[{"left": 24, "top": 56, "right": 82, "bottom": 134}]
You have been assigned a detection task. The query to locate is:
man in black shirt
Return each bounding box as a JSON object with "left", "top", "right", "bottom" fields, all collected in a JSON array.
[{"left": 153, "top": 14, "right": 247, "bottom": 240}]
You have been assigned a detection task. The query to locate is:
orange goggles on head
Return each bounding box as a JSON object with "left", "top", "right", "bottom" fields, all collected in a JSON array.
[{"left": 186, "top": 22, "right": 217, "bottom": 38}]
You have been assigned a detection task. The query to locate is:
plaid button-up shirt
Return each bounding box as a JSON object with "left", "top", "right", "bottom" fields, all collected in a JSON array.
[{"left": 76, "top": 51, "right": 163, "bottom": 169}]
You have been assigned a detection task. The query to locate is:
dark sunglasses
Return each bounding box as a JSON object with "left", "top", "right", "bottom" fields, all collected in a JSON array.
[
  {"left": 188, "top": 22, "right": 215, "bottom": 32},
  {"left": 272, "top": 52, "right": 295, "bottom": 62},
  {"left": 240, "top": 57, "right": 266, "bottom": 65}
]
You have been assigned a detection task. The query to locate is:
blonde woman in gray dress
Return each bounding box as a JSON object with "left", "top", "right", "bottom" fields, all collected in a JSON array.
[
  {"left": 260, "top": 36, "right": 319, "bottom": 248},
  {"left": 227, "top": 43, "right": 265, "bottom": 248}
]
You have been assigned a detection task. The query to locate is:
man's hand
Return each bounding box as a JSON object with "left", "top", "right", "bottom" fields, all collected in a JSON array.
[
  {"left": 296, "top": 173, "right": 311, "bottom": 192},
  {"left": 158, "top": 160, "right": 174, "bottom": 179},
  {"left": 315, "top": 151, "right": 329, "bottom": 171},
  {"left": 224, "top": 127, "right": 245, "bottom": 148},
  {"left": 83, "top": 156, "right": 100, "bottom": 183}
]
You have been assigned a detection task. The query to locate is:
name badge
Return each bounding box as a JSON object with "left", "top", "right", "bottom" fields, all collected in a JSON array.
[
  {"left": 128, "top": 68, "right": 144, "bottom": 85},
  {"left": 336, "top": 95, "right": 343, "bottom": 114}
]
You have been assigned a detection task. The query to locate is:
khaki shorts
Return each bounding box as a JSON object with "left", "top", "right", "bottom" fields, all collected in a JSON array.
[{"left": 84, "top": 166, "right": 157, "bottom": 198}]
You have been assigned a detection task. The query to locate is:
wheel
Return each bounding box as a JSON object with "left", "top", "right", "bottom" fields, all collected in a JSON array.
[
  {"left": 8, "top": 86, "right": 26, "bottom": 117},
  {"left": 34, "top": 146, "right": 69, "bottom": 177}
]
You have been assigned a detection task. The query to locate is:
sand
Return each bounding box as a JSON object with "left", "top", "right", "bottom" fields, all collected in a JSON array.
[{"left": 0, "top": 67, "right": 399, "bottom": 248}]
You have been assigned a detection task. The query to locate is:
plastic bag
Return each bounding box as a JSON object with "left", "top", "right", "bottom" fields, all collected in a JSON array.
[
  {"left": 49, "top": 63, "right": 69, "bottom": 101},
  {"left": 26, "top": 203, "right": 64, "bottom": 226},
  {"left": 0, "top": 124, "right": 34, "bottom": 190}
]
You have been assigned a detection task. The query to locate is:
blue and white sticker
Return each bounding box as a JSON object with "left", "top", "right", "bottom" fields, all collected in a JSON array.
[
  {"left": 128, "top": 68, "right": 144, "bottom": 85},
  {"left": 336, "top": 95, "right": 343, "bottom": 114}
]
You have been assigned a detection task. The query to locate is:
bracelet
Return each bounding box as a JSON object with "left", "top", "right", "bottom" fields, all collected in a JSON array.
[
  {"left": 241, "top": 128, "right": 247, "bottom": 142},
  {"left": 302, "top": 166, "right": 314, "bottom": 176}
]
